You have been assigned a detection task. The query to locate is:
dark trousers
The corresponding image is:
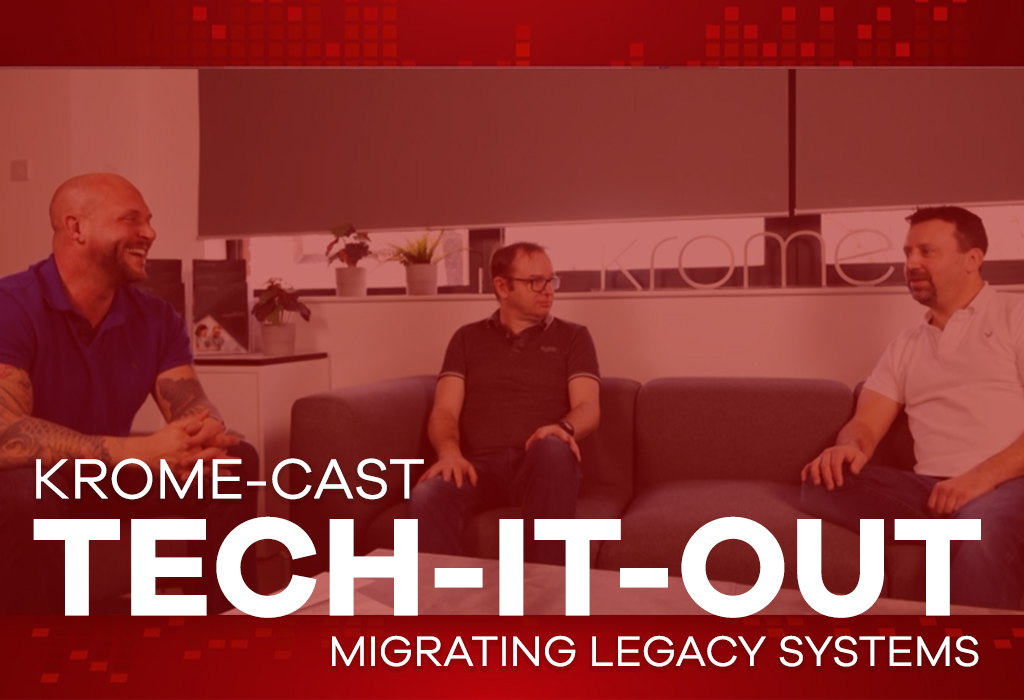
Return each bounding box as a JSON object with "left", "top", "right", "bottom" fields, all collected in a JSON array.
[
  {"left": 0, "top": 443, "right": 259, "bottom": 614},
  {"left": 802, "top": 465, "right": 1024, "bottom": 610},
  {"left": 407, "top": 436, "right": 582, "bottom": 565}
]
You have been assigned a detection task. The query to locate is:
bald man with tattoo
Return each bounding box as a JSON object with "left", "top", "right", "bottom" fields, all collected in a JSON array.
[{"left": 0, "top": 174, "right": 256, "bottom": 613}]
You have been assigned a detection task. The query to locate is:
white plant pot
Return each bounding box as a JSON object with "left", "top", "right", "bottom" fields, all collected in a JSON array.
[
  {"left": 260, "top": 323, "right": 296, "bottom": 356},
  {"left": 405, "top": 263, "right": 438, "bottom": 295},
  {"left": 335, "top": 266, "right": 367, "bottom": 297}
]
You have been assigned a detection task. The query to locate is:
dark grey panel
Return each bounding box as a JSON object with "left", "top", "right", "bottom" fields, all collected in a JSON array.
[
  {"left": 199, "top": 69, "right": 788, "bottom": 236},
  {"left": 797, "top": 68, "right": 1024, "bottom": 212}
]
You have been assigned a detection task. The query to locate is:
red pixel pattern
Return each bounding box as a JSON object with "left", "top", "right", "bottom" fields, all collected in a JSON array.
[{"left": 0, "top": 0, "right": 1017, "bottom": 67}]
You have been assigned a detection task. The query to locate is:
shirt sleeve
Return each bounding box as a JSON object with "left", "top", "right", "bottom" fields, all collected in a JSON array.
[
  {"left": 863, "top": 334, "right": 905, "bottom": 405},
  {"left": 156, "top": 300, "right": 194, "bottom": 374},
  {"left": 0, "top": 289, "right": 37, "bottom": 372},
  {"left": 439, "top": 326, "right": 467, "bottom": 379},
  {"left": 567, "top": 326, "right": 600, "bottom": 382}
]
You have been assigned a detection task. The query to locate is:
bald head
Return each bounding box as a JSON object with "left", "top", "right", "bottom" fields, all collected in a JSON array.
[
  {"left": 49, "top": 173, "right": 141, "bottom": 237},
  {"left": 49, "top": 173, "right": 156, "bottom": 287}
]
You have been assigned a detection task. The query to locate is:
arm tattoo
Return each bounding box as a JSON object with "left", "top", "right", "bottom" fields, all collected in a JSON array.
[
  {"left": 0, "top": 418, "right": 113, "bottom": 470},
  {"left": 156, "top": 377, "right": 221, "bottom": 422},
  {"left": 0, "top": 366, "right": 32, "bottom": 416},
  {"left": 0, "top": 363, "right": 113, "bottom": 470}
]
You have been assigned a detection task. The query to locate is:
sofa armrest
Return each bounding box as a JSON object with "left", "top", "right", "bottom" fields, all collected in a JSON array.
[{"left": 290, "top": 375, "right": 437, "bottom": 569}]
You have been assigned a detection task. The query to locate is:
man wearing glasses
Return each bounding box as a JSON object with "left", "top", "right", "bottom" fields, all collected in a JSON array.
[{"left": 408, "top": 242, "right": 601, "bottom": 564}]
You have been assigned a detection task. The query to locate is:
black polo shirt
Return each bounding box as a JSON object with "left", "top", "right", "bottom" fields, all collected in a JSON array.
[{"left": 439, "top": 311, "right": 600, "bottom": 453}]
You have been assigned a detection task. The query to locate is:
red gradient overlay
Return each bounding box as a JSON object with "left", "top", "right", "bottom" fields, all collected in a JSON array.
[
  {"left": 1, "top": 615, "right": 1022, "bottom": 699},
  {"left": 3, "top": 4, "right": 1024, "bottom": 700},
  {"left": 0, "top": 1, "right": 1022, "bottom": 67}
]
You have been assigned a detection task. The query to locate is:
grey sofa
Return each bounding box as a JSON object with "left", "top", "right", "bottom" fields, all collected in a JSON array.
[{"left": 288, "top": 375, "right": 948, "bottom": 605}]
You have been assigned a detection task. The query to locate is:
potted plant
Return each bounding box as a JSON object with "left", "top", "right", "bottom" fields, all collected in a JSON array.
[
  {"left": 383, "top": 231, "right": 456, "bottom": 295},
  {"left": 251, "top": 278, "right": 312, "bottom": 356},
  {"left": 326, "top": 223, "right": 373, "bottom": 296}
]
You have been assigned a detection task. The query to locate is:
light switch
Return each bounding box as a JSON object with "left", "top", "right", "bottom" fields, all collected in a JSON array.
[{"left": 10, "top": 159, "right": 29, "bottom": 182}]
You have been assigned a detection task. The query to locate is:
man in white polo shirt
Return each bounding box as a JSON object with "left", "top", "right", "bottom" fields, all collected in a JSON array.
[{"left": 801, "top": 206, "right": 1024, "bottom": 610}]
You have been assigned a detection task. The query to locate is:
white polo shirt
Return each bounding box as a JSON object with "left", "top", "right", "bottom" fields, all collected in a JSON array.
[{"left": 864, "top": 283, "right": 1024, "bottom": 477}]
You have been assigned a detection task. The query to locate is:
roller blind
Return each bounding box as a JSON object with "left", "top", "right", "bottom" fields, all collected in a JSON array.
[
  {"left": 796, "top": 68, "right": 1024, "bottom": 213},
  {"left": 198, "top": 69, "right": 788, "bottom": 237}
]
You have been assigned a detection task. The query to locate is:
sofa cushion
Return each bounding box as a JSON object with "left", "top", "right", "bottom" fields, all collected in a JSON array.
[
  {"left": 598, "top": 480, "right": 864, "bottom": 595},
  {"left": 634, "top": 378, "right": 853, "bottom": 488}
]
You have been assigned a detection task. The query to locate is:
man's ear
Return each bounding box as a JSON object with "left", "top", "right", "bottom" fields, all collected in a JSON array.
[
  {"left": 64, "top": 214, "right": 86, "bottom": 244},
  {"left": 967, "top": 248, "right": 984, "bottom": 273},
  {"left": 493, "top": 276, "right": 509, "bottom": 299}
]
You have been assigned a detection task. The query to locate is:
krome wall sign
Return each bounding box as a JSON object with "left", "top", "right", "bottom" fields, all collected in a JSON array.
[{"left": 603, "top": 228, "right": 896, "bottom": 291}]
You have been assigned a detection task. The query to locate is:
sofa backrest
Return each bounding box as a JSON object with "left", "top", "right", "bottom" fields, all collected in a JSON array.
[
  {"left": 633, "top": 377, "right": 854, "bottom": 489},
  {"left": 854, "top": 382, "right": 916, "bottom": 471},
  {"left": 579, "top": 377, "right": 641, "bottom": 505}
]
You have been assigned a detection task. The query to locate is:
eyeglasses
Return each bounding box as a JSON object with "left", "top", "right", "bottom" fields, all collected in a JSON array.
[{"left": 505, "top": 275, "right": 561, "bottom": 292}]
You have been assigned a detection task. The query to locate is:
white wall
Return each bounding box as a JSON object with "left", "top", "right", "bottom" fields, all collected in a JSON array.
[
  {"left": 295, "top": 288, "right": 939, "bottom": 390},
  {"left": 0, "top": 69, "right": 220, "bottom": 279},
  {"left": 0, "top": 70, "right": 73, "bottom": 274}
]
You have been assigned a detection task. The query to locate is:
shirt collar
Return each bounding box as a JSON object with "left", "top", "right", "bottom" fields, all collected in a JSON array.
[
  {"left": 38, "top": 254, "right": 129, "bottom": 331},
  {"left": 487, "top": 310, "right": 554, "bottom": 337},
  {"left": 966, "top": 282, "right": 995, "bottom": 311},
  {"left": 104, "top": 289, "right": 129, "bottom": 331},
  {"left": 923, "top": 282, "right": 993, "bottom": 324},
  {"left": 38, "top": 254, "right": 74, "bottom": 312}
]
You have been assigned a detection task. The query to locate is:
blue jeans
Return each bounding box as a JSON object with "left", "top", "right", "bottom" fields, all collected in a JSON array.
[
  {"left": 0, "top": 443, "right": 259, "bottom": 614},
  {"left": 407, "top": 436, "right": 582, "bottom": 565},
  {"left": 801, "top": 465, "right": 1024, "bottom": 610}
]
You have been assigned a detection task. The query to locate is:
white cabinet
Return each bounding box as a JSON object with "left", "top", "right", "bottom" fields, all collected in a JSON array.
[{"left": 132, "top": 353, "right": 330, "bottom": 519}]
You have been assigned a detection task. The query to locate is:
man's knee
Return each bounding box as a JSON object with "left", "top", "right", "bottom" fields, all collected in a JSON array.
[
  {"left": 525, "top": 437, "right": 579, "bottom": 479},
  {"left": 799, "top": 475, "right": 879, "bottom": 536},
  {"left": 408, "top": 476, "right": 471, "bottom": 517},
  {"left": 227, "top": 441, "right": 259, "bottom": 482},
  {"left": 527, "top": 435, "right": 574, "bottom": 460},
  {"left": 0, "top": 469, "right": 69, "bottom": 522},
  {"left": 212, "top": 442, "right": 259, "bottom": 523},
  {"left": 521, "top": 437, "right": 581, "bottom": 507},
  {"left": 800, "top": 478, "right": 835, "bottom": 516},
  {"left": 800, "top": 467, "right": 883, "bottom": 511}
]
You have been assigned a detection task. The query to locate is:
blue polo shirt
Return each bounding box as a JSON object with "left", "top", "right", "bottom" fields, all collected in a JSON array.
[{"left": 0, "top": 256, "right": 193, "bottom": 437}]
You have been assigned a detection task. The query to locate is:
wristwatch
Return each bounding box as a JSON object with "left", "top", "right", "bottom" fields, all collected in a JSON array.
[{"left": 558, "top": 419, "right": 575, "bottom": 437}]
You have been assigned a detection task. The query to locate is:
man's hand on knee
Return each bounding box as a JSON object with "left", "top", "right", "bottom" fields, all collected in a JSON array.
[
  {"left": 927, "top": 469, "right": 997, "bottom": 516},
  {"left": 801, "top": 445, "right": 868, "bottom": 490},
  {"left": 418, "top": 452, "right": 478, "bottom": 488},
  {"left": 525, "top": 424, "right": 581, "bottom": 462}
]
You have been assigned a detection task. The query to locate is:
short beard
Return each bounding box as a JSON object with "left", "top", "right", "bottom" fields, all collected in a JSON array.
[
  {"left": 907, "top": 278, "right": 936, "bottom": 307},
  {"left": 102, "top": 241, "right": 147, "bottom": 285}
]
